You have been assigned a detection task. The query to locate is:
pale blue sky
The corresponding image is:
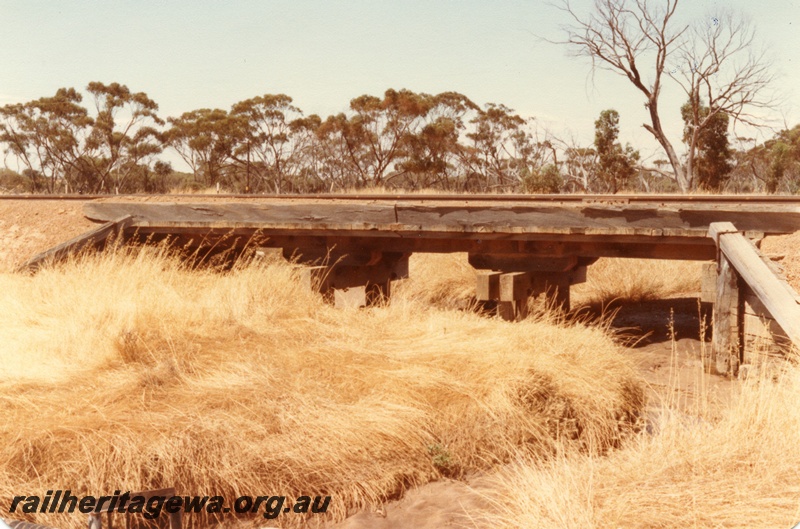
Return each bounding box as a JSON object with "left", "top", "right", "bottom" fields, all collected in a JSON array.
[{"left": 1, "top": 0, "right": 799, "bottom": 167}]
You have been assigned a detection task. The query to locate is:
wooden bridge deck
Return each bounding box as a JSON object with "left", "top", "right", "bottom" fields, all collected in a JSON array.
[{"left": 82, "top": 200, "right": 800, "bottom": 261}]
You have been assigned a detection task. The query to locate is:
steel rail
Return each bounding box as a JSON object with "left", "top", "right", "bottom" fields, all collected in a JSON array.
[{"left": 1, "top": 193, "right": 800, "bottom": 203}]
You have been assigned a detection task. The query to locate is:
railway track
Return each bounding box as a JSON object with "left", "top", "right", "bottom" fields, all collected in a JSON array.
[{"left": 1, "top": 193, "right": 800, "bottom": 205}]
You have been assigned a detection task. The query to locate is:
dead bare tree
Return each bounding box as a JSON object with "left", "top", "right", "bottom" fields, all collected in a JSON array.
[
  {"left": 559, "top": 0, "right": 776, "bottom": 192},
  {"left": 671, "top": 10, "right": 777, "bottom": 190}
]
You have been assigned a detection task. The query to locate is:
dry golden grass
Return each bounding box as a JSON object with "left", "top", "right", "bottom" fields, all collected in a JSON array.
[
  {"left": 572, "top": 258, "right": 703, "bottom": 307},
  {"left": 0, "top": 246, "right": 643, "bottom": 528},
  {"left": 393, "top": 253, "right": 476, "bottom": 310},
  {"left": 477, "top": 356, "right": 800, "bottom": 529}
]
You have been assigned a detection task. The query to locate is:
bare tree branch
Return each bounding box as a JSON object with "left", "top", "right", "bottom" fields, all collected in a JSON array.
[{"left": 557, "top": 0, "right": 777, "bottom": 192}]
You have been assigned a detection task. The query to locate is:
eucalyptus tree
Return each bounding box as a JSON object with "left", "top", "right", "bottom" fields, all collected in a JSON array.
[
  {"left": 397, "top": 91, "right": 480, "bottom": 190},
  {"left": 463, "top": 103, "right": 557, "bottom": 191},
  {"left": 230, "top": 94, "right": 314, "bottom": 193},
  {"left": 594, "top": 109, "right": 638, "bottom": 193},
  {"left": 680, "top": 100, "right": 732, "bottom": 190},
  {"left": 0, "top": 88, "right": 92, "bottom": 193},
  {"left": 85, "top": 82, "right": 164, "bottom": 193},
  {"left": 164, "top": 108, "right": 239, "bottom": 188}
]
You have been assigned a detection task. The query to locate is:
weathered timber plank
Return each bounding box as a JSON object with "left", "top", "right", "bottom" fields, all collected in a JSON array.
[
  {"left": 397, "top": 205, "right": 800, "bottom": 234},
  {"left": 570, "top": 265, "right": 588, "bottom": 285},
  {"left": 530, "top": 273, "right": 572, "bottom": 311},
  {"left": 17, "top": 216, "right": 133, "bottom": 273},
  {"left": 334, "top": 286, "right": 369, "bottom": 309},
  {"left": 711, "top": 253, "right": 741, "bottom": 376},
  {"left": 85, "top": 202, "right": 800, "bottom": 237},
  {"left": 701, "top": 262, "right": 716, "bottom": 303},
  {"left": 743, "top": 290, "right": 770, "bottom": 317},
  {"left": 85, "top": 202, "right": 398, "bottom": 229},
  {"left": 497, "top": 300, "right": 528, "bottom": 321},
  {"left": 468, "top": 254, "right": 578, "bottom": 272},
  {"left": 743, "top": 313, "right": 789, "bottom": 342},
  {"left": 128, "top": 229, "right": 716, "bottom": 260},
  {"left": 741, "top": 287, "right": 792, "bottom": 357},
  {"left": 500, "top": 272, "right": 532, "bottom": 301},
  {"left": 298, "top": 265, "right": 331, "bottom": 293},
  {"left": 476, "top": 271, "right": 501, "bottom": 301},
  {"left": 709, "top": 222, "right": 800, "bottom": 349}
]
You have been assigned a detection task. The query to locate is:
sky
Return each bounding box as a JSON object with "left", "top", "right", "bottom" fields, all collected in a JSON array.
[{"left": 1, "top": 0, "right": 799, "bottom": 169}]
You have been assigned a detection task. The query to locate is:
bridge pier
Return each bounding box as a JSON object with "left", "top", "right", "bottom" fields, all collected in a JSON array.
[
  {"left": 472, "top": 254, "right": 589, "bottom": 321},
  {"left": 294, "top": 252, "right": 409, "bottom": 309}
]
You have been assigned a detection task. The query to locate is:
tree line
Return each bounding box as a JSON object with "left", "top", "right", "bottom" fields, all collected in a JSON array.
[
  {"left": 0, "top": 82, "right": 796, "bottom": 195},
  {"left": 0, "top": 84, "right": 561, "bottom": 194}
]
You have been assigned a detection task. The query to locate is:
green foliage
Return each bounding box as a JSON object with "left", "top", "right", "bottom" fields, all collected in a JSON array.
[
  {"left": 593, "top": 109, "right": 638, "bottom": 193},
  {"left": 85, "top": 81, "right": 164, "bottom": 193},
  {"left": 229, "top": 94, "right": 314, "bottom": 193},
  {"left": 0, "top": 83, "right": 163, "bottom": 194},
  {"left": 0, "top": 168, "right": 31, "bottom": 193},
  {"left": 522, "top": 164, "right": 562, "bottom": 193},
  {"left": 681, "top": 99, "right": 733, "bottom": 191},
  {"left": 767, "top": 142, "right": 791, "bottom": 193},
  {"left": 427, "top": 443, "right": 459, "bottom": 477},
  {"left": 0, "top": 85, "right": 631, "bottom": 194},
  {"left": 723, "top": 126, "right": 800, "bottom": 193},
  {"left": 164, "top": 108, "right": 239, "bottom": 188}
]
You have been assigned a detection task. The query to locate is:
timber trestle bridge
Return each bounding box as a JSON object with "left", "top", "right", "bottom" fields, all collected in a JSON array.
[{"left": 10, "top": 193, "right": 800, "bottom": 377}]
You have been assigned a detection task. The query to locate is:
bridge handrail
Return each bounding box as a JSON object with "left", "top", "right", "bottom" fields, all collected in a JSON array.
[{"left": 708, "top": 222, "right": 800, "bottom": 349}]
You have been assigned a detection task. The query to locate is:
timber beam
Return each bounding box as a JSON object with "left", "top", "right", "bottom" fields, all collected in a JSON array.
[
  {"left": 296, "top": 252, "right": 409, "bottom": 309},
  {"left": 124, "top": 229, "right": 716, "bottom": 261}
]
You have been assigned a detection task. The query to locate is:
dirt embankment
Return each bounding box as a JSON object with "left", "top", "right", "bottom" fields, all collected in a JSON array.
[
  {"left": 0, "top": 200, "right": 95, "bottom": 271},
  {"left": 761, "top": 232, "right": 800, "bottom": 292}
]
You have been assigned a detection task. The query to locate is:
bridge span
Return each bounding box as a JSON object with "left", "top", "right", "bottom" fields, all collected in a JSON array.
[
  {"left": 66, "top": 196, "right": 795, "bottom": 316},
  {"left": 13, "top": 194, "right": 800, "bottom": 375}
]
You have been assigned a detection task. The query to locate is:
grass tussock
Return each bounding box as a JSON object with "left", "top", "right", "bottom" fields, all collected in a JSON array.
[
  {"left": 477, "top": 356, "right": 800, "bottom": 529},
  {"left": 0, "top": 246, "right": 643, "bottom": 528},
  {"left": 393, "top": 253, "right": 476, "bottom": 310},
  {"left": 573, "top": 258, "right": 702, "bottom": 307}
]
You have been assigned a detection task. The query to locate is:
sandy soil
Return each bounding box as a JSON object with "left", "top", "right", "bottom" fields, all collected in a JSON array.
[
  {"left": 326, "top": 476, "right": 493, "bottom": 529},
  {"left": 0, "top": 200, "right": 96, "bottom": 271},
  {"left": 761, "top": 232, "right": 800, "bottom": 292}
]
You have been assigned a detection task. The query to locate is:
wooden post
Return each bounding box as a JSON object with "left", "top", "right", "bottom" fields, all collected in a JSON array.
[
  {"left": 709, "top": 222, "right": 800, "bottom": 349},
  {"left": 532, "top": 273, "right": 572, "bottom": 312},
  {"left": 299, "top": 265, "right": 332, "bottom": 293},
  {"left": 297, "top": 253, "right": 407, "bottom": 308},
  {"left": 700, "top": 262, "right": 717, "bottom": 303},
  {"left": 498, "top": 272, "right": 531, "bottom": 321},
  {"left": 711, "top": 253, "right": 741, "bottom": 376},
  {"left": 476, "top": 271, "right": 501, "bottom": 301}
]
